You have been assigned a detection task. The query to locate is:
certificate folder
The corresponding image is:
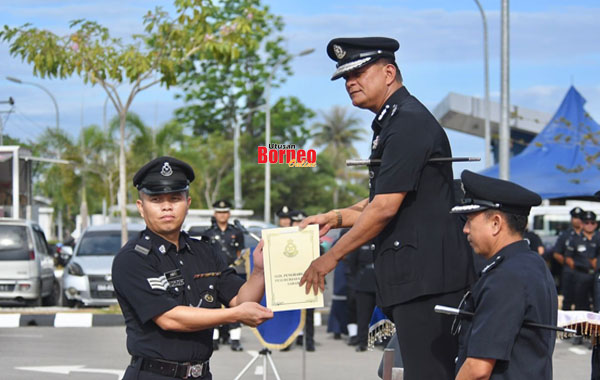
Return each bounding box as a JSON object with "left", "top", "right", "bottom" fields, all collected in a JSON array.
[{"left": 262, "top": 225, "right": 324, "bottom": 312}]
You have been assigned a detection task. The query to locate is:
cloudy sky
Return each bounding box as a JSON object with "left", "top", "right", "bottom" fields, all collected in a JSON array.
[{"left": 1, "top": 0, "right": 599, "bottom": 174}]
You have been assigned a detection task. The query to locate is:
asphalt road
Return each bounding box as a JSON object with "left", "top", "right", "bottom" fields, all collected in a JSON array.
[{"left": 0, "top": 325, "right": 593, "bottom": 380}]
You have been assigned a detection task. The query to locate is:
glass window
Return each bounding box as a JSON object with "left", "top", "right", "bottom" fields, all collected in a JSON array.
[
  {"left": 0, "top": 225, "right": 30, "bottom": 260},
  {"left": 76, "top": 230, "right": 138, "bottom": 256}
]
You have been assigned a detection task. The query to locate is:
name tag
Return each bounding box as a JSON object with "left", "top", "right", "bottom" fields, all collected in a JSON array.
[{"left": 164, "top": 269, "right": 185, "bottom": 287}]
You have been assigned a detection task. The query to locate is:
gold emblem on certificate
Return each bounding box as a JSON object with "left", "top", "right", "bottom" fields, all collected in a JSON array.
[{"left": 261, "top": 225, "right": 324, "bottom": 312}]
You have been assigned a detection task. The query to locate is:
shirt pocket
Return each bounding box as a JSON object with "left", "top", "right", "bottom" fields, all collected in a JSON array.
[
  {"left": 375, "top": 227, "right": 418, "bottom": 285},
  {"left": 194, "top": 277, "right": 220, "bottom": 309}
]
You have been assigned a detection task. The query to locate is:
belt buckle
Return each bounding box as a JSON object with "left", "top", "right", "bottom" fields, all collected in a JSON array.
[{"left": 186, "top": 362, "right": 203, "bottom": 378}]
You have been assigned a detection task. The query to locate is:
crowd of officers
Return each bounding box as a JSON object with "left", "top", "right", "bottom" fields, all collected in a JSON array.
[{"left": 552, "top": 208, "right": 600, "bottom": 320}]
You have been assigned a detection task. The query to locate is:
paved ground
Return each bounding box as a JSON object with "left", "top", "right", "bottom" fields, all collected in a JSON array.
[{"left": 0, "top": 325, "right": 593, "bottom": 379}]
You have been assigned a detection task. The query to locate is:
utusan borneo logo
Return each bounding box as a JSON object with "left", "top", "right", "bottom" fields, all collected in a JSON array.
[{"left": 257, "top": 144, "right": 317, "bottom": 168}]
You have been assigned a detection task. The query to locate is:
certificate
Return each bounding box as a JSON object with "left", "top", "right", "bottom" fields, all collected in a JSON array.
[{"left": 262, "top": 225, "right": 324, "bottom": 312}]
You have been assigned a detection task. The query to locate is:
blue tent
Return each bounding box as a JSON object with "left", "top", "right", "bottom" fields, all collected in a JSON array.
[{"left": 479, "top": 86, "right": 600, "bottom": 199}]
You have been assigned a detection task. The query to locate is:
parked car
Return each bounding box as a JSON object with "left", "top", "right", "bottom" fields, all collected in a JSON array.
[
  {"left": 0, "top": 218, "right": 59, "bottom": 306},
  {"left": 62, "top": 223, "right": 145, "bottom": 307}
]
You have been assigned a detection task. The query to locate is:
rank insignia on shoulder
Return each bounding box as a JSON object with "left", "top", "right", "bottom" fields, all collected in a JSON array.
[
  {"left": 134, "top": 244, "right": 150, "bottom": 256},
  {"left": 481, "top": 255, "right": 503, "bottom": 275},
  {"left": 390, "top": 104, "right": 398, "bottom": 117}
]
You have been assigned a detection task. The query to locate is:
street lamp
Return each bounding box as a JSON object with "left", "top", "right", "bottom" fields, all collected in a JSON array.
[
  {"left": 6, "top": 76, "right": 60, "bottom": 131},
  {"left": 473, "top": 0, "right": 492, "bottom": 168},
  {"left": 264, "top": 48, "right": 315, "bottom": 223}
]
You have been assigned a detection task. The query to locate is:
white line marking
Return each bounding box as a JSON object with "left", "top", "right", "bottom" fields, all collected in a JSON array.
[{"left": 569, "top": 347, "right": 589, "bottom": 355}]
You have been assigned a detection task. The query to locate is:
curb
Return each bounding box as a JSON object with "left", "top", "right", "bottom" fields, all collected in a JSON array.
[{"left": 0, "top": 313, "right": 124, "bottom": 328}]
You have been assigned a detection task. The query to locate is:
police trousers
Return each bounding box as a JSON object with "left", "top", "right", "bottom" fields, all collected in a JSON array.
[{"left": 386, "top": 288, "right": 464, "bottom": 380}]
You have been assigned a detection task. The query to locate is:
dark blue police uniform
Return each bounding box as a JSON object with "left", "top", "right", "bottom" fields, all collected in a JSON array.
[
  {"left": 112, "top": 156, "right": 246, "bottom": 379},
  {"left": 455, "top": 241, "right": 557, "bottom": 380},
  {"left": 326, "top": 37, "right": 475, "bottom": 379},
  {"left": 451, "top": 170, "right": 557, "bottom": 380},
  {"left": 565, "top": 231, "right": 596, "bottom": 310},
  {"left": 554, "top": 227, "right": 580, "bottom": 310},
  {"left": 205, "top": 223, "right": 244, "bottom": 267}
]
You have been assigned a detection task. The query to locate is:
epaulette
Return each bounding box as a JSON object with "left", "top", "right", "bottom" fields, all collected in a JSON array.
[
  {"left": 480, "top": 255, "right": 503, "bottom": 275},
  {"left": 133, "top": 234, "right": 153, "bottom": 256},
  {"left": 376, "top": 103, "right": 399, "bottom": 126}
]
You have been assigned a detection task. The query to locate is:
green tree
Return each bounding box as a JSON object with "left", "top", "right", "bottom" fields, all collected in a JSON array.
[
  {"left": 312, "top": 106, "right": 366, "bottom": 207},
  {"left": 2, "top": 0, "right": 273, "bottom": 243}
]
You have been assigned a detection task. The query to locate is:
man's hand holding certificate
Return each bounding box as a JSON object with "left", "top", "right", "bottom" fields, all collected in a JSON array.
[{"left": 261, "top": 225, "right": 324, "bottom": 312}]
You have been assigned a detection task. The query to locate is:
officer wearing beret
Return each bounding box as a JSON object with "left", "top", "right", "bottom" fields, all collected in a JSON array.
[
  {"left": 299, "top": 37, "right": 475, "bottom": 379},
  {"left": 204, "top": 199, "right": 246, "bottom": 351},
  {"left": 553, "top": 206, "right": 584, "bottom": 311},
  {"left": 451, "top": 170, "right": 557, "bottom": 380},
  {"left": 112, "top": 156, "right": 272, "bottom": 380},
  {"left": 276, "top": 205, "right": 293, "bottom": 227}
]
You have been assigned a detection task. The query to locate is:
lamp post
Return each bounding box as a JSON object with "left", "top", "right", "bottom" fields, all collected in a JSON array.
[
  {"left": 264, "top": 48, "right": 314, "bottom": 223},
  {"left": 499, "top": 0, "right": 510, "bottom": 180},
  {"left": 473, "top": 0, "right": 492, "bottom": 168},
  {"left": 6, "top": 76, "right": 59, "bottom": 132}
]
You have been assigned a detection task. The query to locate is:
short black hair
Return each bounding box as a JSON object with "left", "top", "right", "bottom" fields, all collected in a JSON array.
[
  {"left": 485, "top": 210, "right": 527, "bottom": 235},
  {"left": 377, "top": 57, "right": 402, "bottom": 83}
]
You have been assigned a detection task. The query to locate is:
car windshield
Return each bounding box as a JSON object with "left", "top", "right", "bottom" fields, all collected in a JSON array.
[
  {"left": 0, "top": 225, "right": 30, "bottom": 260},
  {"left": 76, "top": 230, "right": 138, "bottom": 256}
]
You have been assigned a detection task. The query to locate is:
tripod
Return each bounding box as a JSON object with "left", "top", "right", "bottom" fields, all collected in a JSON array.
[{"left": 233, "top": 348, "right": 282, "bottom": 380}]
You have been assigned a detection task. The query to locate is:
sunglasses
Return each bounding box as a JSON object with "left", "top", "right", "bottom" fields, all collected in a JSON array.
[
  {"left": 451, "top": 290, "right": 472, "bottom": 336},
  {"left": 584, "top": 221, "right": 597, "bottom": 225}
]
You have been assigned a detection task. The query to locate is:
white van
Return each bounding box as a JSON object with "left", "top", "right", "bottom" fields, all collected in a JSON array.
[
  {"left": 0, "top": 218, "right": 58, "bottom": 305},
  {"left": 529, "top": 202, "right": 600, "bottom": 247}
]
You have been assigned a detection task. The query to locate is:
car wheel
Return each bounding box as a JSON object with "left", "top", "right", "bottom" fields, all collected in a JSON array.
[
  {"left": 42, "top": 280, "right": 61, "bottom": 306},
  {"left": 61, "top": 292, "right": 77, "bottom": 308}
]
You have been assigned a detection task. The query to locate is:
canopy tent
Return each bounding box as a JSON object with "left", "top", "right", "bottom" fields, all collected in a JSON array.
[{"left": 479, "top": 86, "right": 600, "bottom": 199}]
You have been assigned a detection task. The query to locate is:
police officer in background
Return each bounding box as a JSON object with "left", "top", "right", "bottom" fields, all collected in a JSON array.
[
  {"left": 451, "top": 170, "right": 557, "bottom": 380},
  {"left": 276, "top": 205, "right": 293, "bottom": 227},
  {"left": 299, "top": 37, "right": 474, "bottom": 379},
  {"left": 553, "top": 207, "right": 584, "bottom": 311},
  {"left": 345, "top": 239, "right": 376, "bottom": 352},
  {"left": 112, "top": 156, "right": 272, "bottom": 380},
  {"left": 205, "top": 200, "right": 246, "bottom": 351}
]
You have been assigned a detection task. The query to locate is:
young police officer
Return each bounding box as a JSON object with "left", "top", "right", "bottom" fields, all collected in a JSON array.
[
  {"left": 299, "top": 37, "right": 474, "bottom": 379},
  {"left": 451, "top": 170, "right": 557, "bottom": 380},
  {"left": 112, "top": 156, "right": 272, "bottom": 380}
]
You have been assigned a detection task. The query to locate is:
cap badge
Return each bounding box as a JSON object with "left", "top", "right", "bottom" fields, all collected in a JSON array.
[
  {"left": 283, "top": 206, "right": 289, "bottom": 213},
  {"left": 333, "top": 44, "right": 346, "bottom": 59},
  {"left": 219, "top": 201, "right": 225, "bottom": 207},
  {"left": 160, "top": 162, "right": 173, "bottom": 177}
]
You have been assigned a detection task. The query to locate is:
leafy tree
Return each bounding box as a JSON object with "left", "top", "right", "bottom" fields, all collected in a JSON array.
[
  {"left": 312, "top": 106, "right": 366, "bottom": 207},
  {"left": 1, "top": 0, "right": 274, "bottom": 243}
]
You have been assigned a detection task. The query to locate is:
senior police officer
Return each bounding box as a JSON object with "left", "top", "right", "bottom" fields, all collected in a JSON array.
[
  {"left": 299, "top": 37, "right": 475, "bottom": 379},
  {"left": 112, "top": 156, "right": 272, "bottom": 380},
  {"left": 205, "top": 200, "right": 245, "bottom": 351},
  {"left": 451, "top": 170, "right": 557, "bottom": 380}
]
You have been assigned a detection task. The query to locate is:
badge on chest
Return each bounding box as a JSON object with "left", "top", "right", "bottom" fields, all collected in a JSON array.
[{"left": 164, "top": 269, "right": 185, "bottom": 287}]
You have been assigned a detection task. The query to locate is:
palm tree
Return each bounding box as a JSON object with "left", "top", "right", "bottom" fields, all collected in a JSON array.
[{"left": 312, "top": 106, "right": 365, "bottom": 207}]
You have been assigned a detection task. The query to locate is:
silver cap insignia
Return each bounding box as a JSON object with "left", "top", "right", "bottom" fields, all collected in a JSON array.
[
  {"left": 333, "top": 44, "right": 346, "bottom": 59},
  {"left": 160, "top": 162, "right": 173, "bottom": 177}
]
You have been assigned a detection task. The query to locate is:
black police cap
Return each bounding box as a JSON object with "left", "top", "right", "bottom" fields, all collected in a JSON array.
[
  {"left": 290, "top": 210, "right": 307, "bottom": 222},
  {"left": 276, "top": 205, "right": 292, "bottom": 218},
  {"left": 326, "top": 37, "right": 399, "bottom": 81},
  {"left": 581, "top": 210, "right": 597, "bottom": 222},
  {"left": 133, "top": 156, "right": 194, "bottom": 195},
  {"left": 570, "top": 207, "right": 584, "bottom": 218},
  {"left": 451, "top": 170, "right": 541, "bottom": 216},
  {"left": 213, "top": 199, "right": 232, "bottom": 212}
]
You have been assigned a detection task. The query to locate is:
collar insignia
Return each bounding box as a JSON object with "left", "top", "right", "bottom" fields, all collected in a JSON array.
[
  {"left": 481, "top": 255, "right": 503, "bottom": 274},
  {"left": 160, "top": 162, "right": 173, "bottom": 177},
  {"left": 159, "top": 245, "right": 166, "bottom": 254},
  {"left": 333, "top": 44, "right": 346, "bottom": 59},
  {"left": 372, "top": 135, "right": 380, "bottom": 150}
]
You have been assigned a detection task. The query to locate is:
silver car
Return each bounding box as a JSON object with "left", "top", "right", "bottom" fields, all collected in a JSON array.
[
  {"left": 63, "top": 223, "right": 145, "bottom": 307},
  {"left": 0, "top": 218, "right": 58, "bottom": 306}
]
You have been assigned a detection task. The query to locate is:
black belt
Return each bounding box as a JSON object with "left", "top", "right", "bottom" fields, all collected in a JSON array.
[
  {"left": 132, "top": 356, "right": 209, "bottom": 379},
  {"left": 573, "top": 266, "right": 594, "bottom": 275}
]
